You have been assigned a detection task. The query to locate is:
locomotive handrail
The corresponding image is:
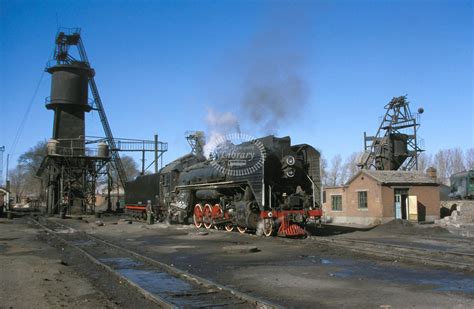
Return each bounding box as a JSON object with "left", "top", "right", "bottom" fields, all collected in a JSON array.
[
  {"left": 175, "top": 180, "right": 245, "bottom": 190},
  {"left": 306, "top": 173, "right": 317, "bottom": 209}
]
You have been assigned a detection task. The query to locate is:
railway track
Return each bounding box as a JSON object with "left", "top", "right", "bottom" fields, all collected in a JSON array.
[
  {"left": 312, "top": 236, "right": 474, "bottom": 271},
  {"left": 192, "top": 222, "right": 474, "bottom": 271},
  {"left": 184, "top": 220, "right": 474, "bottom": 270},
  {"left": 31, "top": 217, "right": 276, "bottom": 309},
  {"left": 172, "top": 221, "right": 474, "bottom": 271}
]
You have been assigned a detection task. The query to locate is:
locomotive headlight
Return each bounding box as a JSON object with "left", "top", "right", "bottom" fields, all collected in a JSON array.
[
  {"left": 285, "top": 155, "right": 295, "bottom": 166},
  {"left": 285, "top": 167, "right": 296, "bottom": 178}
]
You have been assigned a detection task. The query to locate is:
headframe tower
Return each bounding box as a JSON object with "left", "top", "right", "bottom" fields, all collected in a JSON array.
[{"left": 358, "top": 96, "right": 424, "bottom": 171}]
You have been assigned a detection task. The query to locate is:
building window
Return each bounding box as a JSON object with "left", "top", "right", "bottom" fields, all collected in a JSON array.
[
  {"left": 331, "top": 195, "right": 342, "bottom": 211},
  {"left": 323, "top": 191, "right": 326, "bottom": 203},
  {"left": 358, "top": 191, "right": 368, "bottom": 209}
]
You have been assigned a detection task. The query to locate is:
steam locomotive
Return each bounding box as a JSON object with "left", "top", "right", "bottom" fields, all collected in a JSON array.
[
  {"left": 450, "top": 170, "right": 474, "bottom": 199},
  {"left": 125, "top": 135, "right": 322, "bottom": 237}
]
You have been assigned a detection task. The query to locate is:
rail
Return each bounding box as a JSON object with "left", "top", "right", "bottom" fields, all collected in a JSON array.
[
  {"left": 309, "top": 237, "right": 474, "bottom": 271},
  {"left": 31, "top": 217, "right": 277, "bottom": 308}
]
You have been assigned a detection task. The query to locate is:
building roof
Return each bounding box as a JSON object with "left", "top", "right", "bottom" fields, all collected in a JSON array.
[{"left": 348, "top": 170, "right": 438, "bottom": 185}]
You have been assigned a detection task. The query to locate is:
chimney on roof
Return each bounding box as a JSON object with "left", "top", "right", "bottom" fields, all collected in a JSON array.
[{"left": 426, "top": 167, "right": 437, "bottom": 181}]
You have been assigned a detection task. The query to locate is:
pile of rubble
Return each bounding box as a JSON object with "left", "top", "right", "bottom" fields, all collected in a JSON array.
[{"left": 436, "top": 200, "right": 474, "bottom": 237}]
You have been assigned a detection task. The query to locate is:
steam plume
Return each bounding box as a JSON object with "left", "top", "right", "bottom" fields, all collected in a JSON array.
[{"left": 203, "top": 108, "right": 240, "bottom": 157}]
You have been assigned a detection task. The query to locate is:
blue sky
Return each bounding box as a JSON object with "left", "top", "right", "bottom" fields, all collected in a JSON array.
[{"left": 1, "top": 0, "right": 472, "bottom": 173}]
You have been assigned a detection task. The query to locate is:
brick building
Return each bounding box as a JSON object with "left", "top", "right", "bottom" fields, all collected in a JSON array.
[{"left": 322, "top": 170, "right": 440, "bottom": 226}]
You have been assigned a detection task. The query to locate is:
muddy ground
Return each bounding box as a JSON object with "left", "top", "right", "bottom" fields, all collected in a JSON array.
[
  {"left": 1, "top": 215, "right": 474, "bottom": 308},
  {"left": 0, "top": 217, "right": 160, "bottom": 309}
]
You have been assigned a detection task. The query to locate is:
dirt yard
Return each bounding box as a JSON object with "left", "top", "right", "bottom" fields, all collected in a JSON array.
[
  {"left": 1, "top": 215, "right": 473, "bottom": 308},
  {"left": 0, "top": 217, "right": 160, "bottom": 309},
  {"left": 0, "top": 218, "right": 117, "bottom": 308}
]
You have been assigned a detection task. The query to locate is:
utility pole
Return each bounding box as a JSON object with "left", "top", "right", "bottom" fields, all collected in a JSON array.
[
  {"left": 107, "top": 163, "right": 112, "bottom": 212},
  {"left": 0, "top": 146, "right": 4, "bottom": 186},
  {"left": 5, "top": 154, "right": 10, "bottom": 190},
  {"left": 154, "top": 134, "right": 158, "bottom": 173}
]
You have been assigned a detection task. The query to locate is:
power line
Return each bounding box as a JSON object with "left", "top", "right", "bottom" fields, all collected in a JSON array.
[
  {"left": 9, "top": 46, "right": 54, "bottom": 158},
  {"left": 9, "top": 70, "right": 46, "bottom": 155}
]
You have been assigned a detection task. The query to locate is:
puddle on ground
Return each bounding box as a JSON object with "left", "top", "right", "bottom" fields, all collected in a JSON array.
[
  {"left": 100, "top": 257, "right": 144, "bottom": 268},
  {"left": 294, "top": 255, "right": 474, "bottom": 293},
  {"left": 99, "top": 257, "right": 220, "bottom": 307},
  {"left": 319, "top": 257, "right": 474, "bottom": 293},
  {"left": 71, "top": 240, "right": 96, "bottom": 247},
  {"left": 54, "top": 228, "right": 77, "bottom": 234},
  {"left": 320, "top": 259, "right": 332, "bottom": 265},
  {"left": 118, "top": 269, "right": 192, "bottom": 294}
]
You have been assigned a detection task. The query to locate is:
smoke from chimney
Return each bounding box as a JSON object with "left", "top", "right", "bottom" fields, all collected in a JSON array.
[
  {"left": 240, "top": 51, "right": 310, "bottom": 134},
  {"left": 203, "top": 108, "right": 240, "bottom": 157},
  {"left": 203, "top": 7, "right": 311, "bottom": 150},
  {"left": 238, "top": 12, "right": 311, "bottom": 134}
]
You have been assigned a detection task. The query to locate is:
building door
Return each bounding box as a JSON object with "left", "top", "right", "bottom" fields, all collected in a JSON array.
[
  {"left": 394, "top": 194, "right": 402, "bottom": 219},
  {"left": 394, "top": 189, "right": 409, "bottom": 219},
  {"left": 408, "top": 195, "right": 418, "bottom": 221}
]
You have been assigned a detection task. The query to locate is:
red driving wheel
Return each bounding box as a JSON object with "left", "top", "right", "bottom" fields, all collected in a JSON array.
[
  {"left": 203, "top": 204, "right": 213, "bottom": 229},
  {"left": 193, "top": 204, "right": 203, "bottom": 228},
  {"left": 212, "top": 204, "right": 223, "bottom": 230},
  {"left": 237, "top": 226, "right": 247, "bottom": 234}
]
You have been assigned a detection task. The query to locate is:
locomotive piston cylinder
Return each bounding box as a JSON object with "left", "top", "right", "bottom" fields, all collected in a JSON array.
[{"left": 195, "top": 189, "right": 220, "bottom": 200}]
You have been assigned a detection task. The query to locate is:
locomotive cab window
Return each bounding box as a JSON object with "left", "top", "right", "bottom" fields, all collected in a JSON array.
[
  {"left": 164, "top": 174, "right": 170, "bottom": 186},
  {"left": 331, "top": 195, "right": 342, "bottom": 211}
]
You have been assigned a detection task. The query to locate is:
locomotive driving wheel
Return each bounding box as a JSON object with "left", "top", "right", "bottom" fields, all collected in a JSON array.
[
  {"left": 237, "top": 226, "right": 247, "bottom": 234},
  {"left": 224, "top": 224, "right": 234, "bottom": 232},
  {"left": 212, "top": 204, "right": 223, "bottom": 230},
  {"left": 263, "top": 218, "right": 274, "bottom": 237},
  {"left": 203, "top": 204, "right": 213, "bottom": 229},
  {"left": 193, "top": 204, "right": 203, "bottom": 228}
]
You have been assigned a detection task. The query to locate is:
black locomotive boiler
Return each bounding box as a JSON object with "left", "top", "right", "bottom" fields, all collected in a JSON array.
[{"left": 125, "top": 135, "right": 322, "bottom": 237}]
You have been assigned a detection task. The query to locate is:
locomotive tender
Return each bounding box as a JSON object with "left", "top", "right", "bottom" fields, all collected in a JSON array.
[
  {"left": 450, "top": 170, "right": 474, "bottom": 200},
  {"left": 125, "top": 135, "right": 322, "bottom": 237}
]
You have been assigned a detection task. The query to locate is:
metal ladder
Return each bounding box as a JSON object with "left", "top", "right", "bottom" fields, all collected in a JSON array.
[{"left": 76, "top": 38, "right": 127, "bottom": 188}]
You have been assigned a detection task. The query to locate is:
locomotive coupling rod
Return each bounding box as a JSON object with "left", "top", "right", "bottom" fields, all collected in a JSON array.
[{"left": 213, "top": 218, "right": 233, "bottom": 225}]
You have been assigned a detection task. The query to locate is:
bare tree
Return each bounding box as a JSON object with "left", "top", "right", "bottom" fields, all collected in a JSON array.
[
  {"left": 9, "top": 140, "right": 49, "bottom": 201},
  {"left": 327, "top": 155, "right": 343, "bottom": 186},
  {"left": 121, "top": 155, "right": 140, "bottom": 181},
  {"left": 320, "top": 155, "right": 328, "bottom": 186},
  {"left": 465, "top": 148, "right": 474, "bottom": 170},
  {"left": 433, "top": 148, "right": 466, "bottom": 185},
  {"left": 9, "top": 165, "right": 27, "bottom": 202},
  {"left": 102, "top": 155, "right": 140, "bottom": 188},
  {"left": 417, "top": 152, "right": 433, "bottom": 172},
  {"left": 434, "top": 150, "right": 450, "bottom": 185},
  {"left": 341, "top": 152, "right": 362, "bottom": 184},
  {"left": 450, "top": 148, "right": 465, "bottom": 174}
]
